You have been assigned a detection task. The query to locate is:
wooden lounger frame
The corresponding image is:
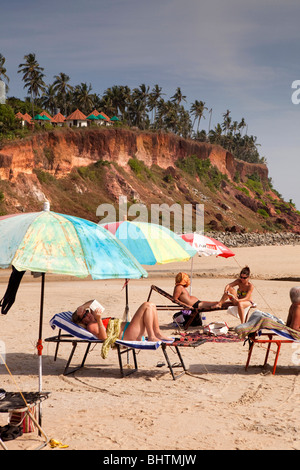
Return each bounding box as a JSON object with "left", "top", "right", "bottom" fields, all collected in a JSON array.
[{"left": 147, "top": 284, "right": 232, "bottom": 330}]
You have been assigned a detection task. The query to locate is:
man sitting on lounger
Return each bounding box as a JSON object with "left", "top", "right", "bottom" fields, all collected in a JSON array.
[
  {"left": 173, "top": 272, "right": 219, "bottom": 311},
  {"left": 72, "top": 300, "right": 173, "bottom": 342},
  {"left": 286, "top": 287, "right": 300, "bottom": 331}
]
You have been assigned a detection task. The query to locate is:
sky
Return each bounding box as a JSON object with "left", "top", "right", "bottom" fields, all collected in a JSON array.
[{"left": 1, "top": 0, "right": 300, "bottom": 210}]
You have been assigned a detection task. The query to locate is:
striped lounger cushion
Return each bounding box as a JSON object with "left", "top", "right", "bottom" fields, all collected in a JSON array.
[{"left": 49, "top": 311, "right": 162, "bottom": 350}]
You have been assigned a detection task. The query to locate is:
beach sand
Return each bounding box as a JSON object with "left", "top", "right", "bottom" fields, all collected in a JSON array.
[{"left": 0, "top": 245, "right": 300, "bottom": 451}]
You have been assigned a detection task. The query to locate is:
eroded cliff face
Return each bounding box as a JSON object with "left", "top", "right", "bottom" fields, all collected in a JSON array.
[
  {"left": 1, "top": 127, "right": 299, "bottom": 233},
  {"left": 0, "top": 128, "right": 268, "bottom": 183}
]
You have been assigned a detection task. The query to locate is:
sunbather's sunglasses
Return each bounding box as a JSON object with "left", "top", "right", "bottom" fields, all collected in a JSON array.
[
  {"left": 240, "top": 275, "right": 248, "bottom": 279},
  {"left": 82, "top": 309, "right": 90, "bottom": 320}
]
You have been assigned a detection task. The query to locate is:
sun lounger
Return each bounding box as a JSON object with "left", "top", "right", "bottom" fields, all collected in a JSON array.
[
  {"left": 235, "top": 310, "right": 300, "bottom": 375},
  {"left": 245, "top": 332, "right": 296, "bottom": 375},
  {"left": 45, "top": 311, "right": 186, "bottom": 380},
  {"left": 147, "top": 285, "right": 232, "bottom": 329}
]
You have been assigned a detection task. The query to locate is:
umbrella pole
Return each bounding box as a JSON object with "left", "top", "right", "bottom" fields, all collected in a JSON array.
[
  {"left": 37, "top": 273, "right": 45, "bottom": 429},
  {"left": 125, "top": 279, "right": 129, "bottom": 322},
  {"left": 190, "top": 258, "right": 194, "bottom": 294},
  {"left": 125, "top": 280, "right": 130, "bottom": 365}
]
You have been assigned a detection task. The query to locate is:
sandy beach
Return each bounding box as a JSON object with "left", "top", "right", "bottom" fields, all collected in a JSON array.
[{"left": 0, "top": 245, "right": 300, "bottom": 451}]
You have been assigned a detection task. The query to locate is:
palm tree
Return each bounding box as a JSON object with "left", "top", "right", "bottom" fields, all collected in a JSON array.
[
  {"left": 153, "top": 98, "right": 166, "bottom": 130},
  {"left": 18, "top": 53, "right": 45, "bottom": 117},
  {"left": 231, "top": 120, "right": 239, "bottom": 136},
  {"left": 164, "top": 104, "right": 178, "bottom": 133},
  {"left": 208, "top": 124, "right": 223, "bottom": 145},
  {"left": 0, "top": 54, "right": 10, "bottom": 90},
  {"left": 52, "top": 72, "right": 73, "bottom": 115},
  {"left": 41, "top": 84, "right": 57, "bottom": 115},
  {"left": 207, "top": 108, "right": 213, "bottom": 133},
  {"left": 190, "top": 100, "right": 208, "bottom": 134},
  {"left": 171, "top": 87, "right": 186, "bottom": 107},
  {"left": 178, "top": 106, "right": 192, "bottom": 138},
  {"left": 222, "top": 109, "right": 231, "bottom": 135},
  {"left": 148, "top": 84, "right": 164, "bottom": 124},
  {"left": 160, "top": 100, "right": 179, "bottom": 134},
  {"left": 90, "top": 93, "right": 102, "bottom": 110},
  {"left": 101, "top": 86, "right": 118, "bottom": 116},
  {"left": 131, "top": 84, "right": 150, "bottom": 129},
  {"left": 194, "top": 129, "right": 207, "bottom": 142},
  {"left": 137, "top": 84, "right": 150, "bottom": 128},
  {"left": 98, "top": 90, "right": 116, "bottom": 117},
  {"left": 73, "top": 82, "right": 94, "bottom": 114},
  {"left": 102, "top": 85, "right": 131, "bottom": 119},
  {"left": 117, "top": 85, "right": 131, "bottom": 120},
  {"left": 238, "top": 117, "right": 246, "bottom": 136}
]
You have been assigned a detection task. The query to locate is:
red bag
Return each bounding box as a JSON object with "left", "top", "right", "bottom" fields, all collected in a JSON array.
[{"left": 9, "top": 405, "right": 36, "bottom": 433}]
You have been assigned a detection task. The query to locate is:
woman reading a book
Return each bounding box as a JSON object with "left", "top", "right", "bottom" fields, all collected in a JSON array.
[{"left": 72, "top": 300, "right": 173, "bottom": 343}]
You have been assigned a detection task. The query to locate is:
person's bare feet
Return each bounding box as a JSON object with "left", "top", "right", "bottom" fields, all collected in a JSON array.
[
  {"left": 147, "top": 336, "right": 161, "bottom": 342},
  {"left": 155, "top": 333, "right": 174, "bottom": 342}
]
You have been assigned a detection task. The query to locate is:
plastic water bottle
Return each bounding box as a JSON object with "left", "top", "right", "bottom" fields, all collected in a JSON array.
[{"left": 202, "top": 313, "right": 207, "bottom": 326}]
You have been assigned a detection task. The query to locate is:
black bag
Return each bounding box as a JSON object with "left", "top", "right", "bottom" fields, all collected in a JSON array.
[
  {"left": 0, "top": 424, "right": 23, "bottom": 441},
  {"left": 0, "top": 266, "right": 26, "bottom": 315},
  {"left": 173, "top": 310, "right": 202, "bottom": 327}
]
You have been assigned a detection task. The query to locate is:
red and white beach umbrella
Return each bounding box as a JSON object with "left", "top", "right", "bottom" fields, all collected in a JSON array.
[
  {"left": 180, "top": 233, "right": 235, "bottom": 293},
  {"left": 180, "top": 233, "right": 235, "bottom": 258}
]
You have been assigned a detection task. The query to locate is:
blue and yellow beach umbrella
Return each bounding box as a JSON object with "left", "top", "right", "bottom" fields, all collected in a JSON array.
[
  {"left": 0, "top": 211, "right": 147, "bottom": 279},
  {"left": 102, "top": 221, "right": 197, "bottom": 265},
  {"left": 0, "top": 208, "right": 148, "bottom": 409}
]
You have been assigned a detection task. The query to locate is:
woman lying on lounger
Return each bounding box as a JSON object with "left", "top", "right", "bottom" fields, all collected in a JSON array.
[{"left": 72, "top": 301, "right": 173, "bottom": 342}]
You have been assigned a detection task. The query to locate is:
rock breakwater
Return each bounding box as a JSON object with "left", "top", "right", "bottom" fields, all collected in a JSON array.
[{"left": 206, "top": 231, "right": 300, "bottom": 248}]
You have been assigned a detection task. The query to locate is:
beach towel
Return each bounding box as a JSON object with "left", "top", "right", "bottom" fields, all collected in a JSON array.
[
  {"left": 235, "top": 310, "right": 300, "bottom": 341},
  {"left": 50, "top": 311, "right": 100, "bottom": 340},
  {"left": 173, "top": 330, "right": 241, "bottom": 347},
  {"left": 101, "top": 318, "right": 122, "bottom": 359},
  {"left": 227, "top": 305, "right": 250, "bottom": 320}
]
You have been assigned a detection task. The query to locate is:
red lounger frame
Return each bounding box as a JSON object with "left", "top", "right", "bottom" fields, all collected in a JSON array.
[{"left": 245, "top": 332, "right": 294, "bottom": 375}]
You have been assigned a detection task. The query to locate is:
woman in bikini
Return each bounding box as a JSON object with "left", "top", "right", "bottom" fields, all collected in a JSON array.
[
  {"left": 72, "top": 300, "right": 173, "bottom": 342},
  {"left": 216, "top": 266, "right": 254, "bottom": 323}
]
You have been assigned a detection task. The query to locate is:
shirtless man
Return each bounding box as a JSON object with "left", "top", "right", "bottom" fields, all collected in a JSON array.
[
  {"left": 173, "top": 272, "right": 219, "bottom": 310},
  {"left": 286, "top": 287, "right": 300, "bottom": 331}
]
